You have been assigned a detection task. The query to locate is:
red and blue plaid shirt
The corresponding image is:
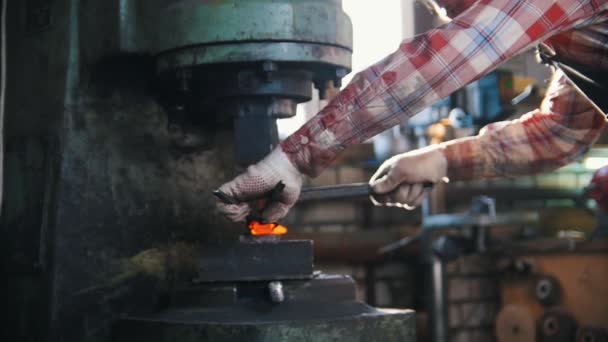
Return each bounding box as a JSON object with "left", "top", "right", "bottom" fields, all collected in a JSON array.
[{"left": 281, "top": 0, "right": 608, "bottom": 181}]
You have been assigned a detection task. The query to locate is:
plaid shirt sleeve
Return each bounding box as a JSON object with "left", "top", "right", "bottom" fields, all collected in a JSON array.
[
  {"left": 280, "top": 0, "right": 607, "bottom": 177},
  {"left": 442, "top": 70, "right": 606, "bottom": 181}
]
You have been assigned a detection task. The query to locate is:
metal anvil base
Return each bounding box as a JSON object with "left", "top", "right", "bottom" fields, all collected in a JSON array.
[{"left": 115, "top": 274, "right": 416, "bottom": 342}]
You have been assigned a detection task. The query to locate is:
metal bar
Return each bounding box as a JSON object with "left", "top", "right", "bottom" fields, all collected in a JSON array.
[
  {"left": 430, "top": 255, "right": 448, "bottom": 342},
  {"left": 423, "top": 212, "right": 539, "bottom": 230},
  {"left": 216, "top": 182, "right": 434, "bottom": 205},
  {"left": 298, "top": 183, "right": 371, "bottom": 202},
  {"left": 378, "top": 235, "right": 420, "bottom": 255},
  {"left": 299, "top": 182, "right": 433, "bottom": 203}
]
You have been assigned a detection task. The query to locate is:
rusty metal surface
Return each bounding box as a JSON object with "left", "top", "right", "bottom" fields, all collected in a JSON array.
[
  {"left": 2, "top": 1, "right": 243, "bottom": 340},
  {"left": 115, "top": 311, "right": 416, "bottom": 342},
  {"left": 115, "top": 307, "right": 415, "bottom": 342},
  {"left": 0, "top": 2, "right": 381, "bottom": 342},
  {"left": 116, "top": 274, "right": 416, "bottom": 341},
  {"left": 495, "top": 305, "right": 536, "bottom": 342},
  {"left": 499, "top": 241, "right": 608, "bottom": 341}
]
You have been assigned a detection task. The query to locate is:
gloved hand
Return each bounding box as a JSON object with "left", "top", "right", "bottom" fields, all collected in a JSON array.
[
  {"left": 369, "top": 145, "right": 448, "bottom": 209},
  {"left": 216, "top": 147, "right": 303, "bottom": 222}
]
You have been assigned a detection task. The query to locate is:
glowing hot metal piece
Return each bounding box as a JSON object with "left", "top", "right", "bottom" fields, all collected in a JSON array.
[{"left": 248, "top": 220, "right": 288, "bottom": 236}]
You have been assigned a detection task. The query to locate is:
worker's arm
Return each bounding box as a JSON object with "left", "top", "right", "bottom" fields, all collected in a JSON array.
[
  {"left": 216, "top": 0, "right": 604, "bottom": 221},
  {"left": 282, "top": 0, "right": 603, "bottom": 177},
  {"left": 443, "top": 70, "right": 607, "bottom": 181},
  {"left": 369, "top": 69, "right": 606, "bottom": 207}
]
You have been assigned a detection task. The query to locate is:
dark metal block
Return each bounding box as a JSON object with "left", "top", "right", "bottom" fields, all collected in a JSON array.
[{"left": 196, "top": 240, "right": 314, "bottom": 282}]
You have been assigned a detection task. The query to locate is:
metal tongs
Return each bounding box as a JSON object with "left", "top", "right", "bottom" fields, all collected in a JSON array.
[
  {"left": 299, "top": 181, "right": 434, "bottom": 202},
  {"left": 214, "top": 182, "right": 289, "bottom": 236},
  {"left": 213, "top": 181, "right": 285, "bottom": 223},
  {"left": 215, "top": 181, "right": 434, "bottom": 205},
  {"left": 214, "top": 181, "right": 434, "bottom": 235}
]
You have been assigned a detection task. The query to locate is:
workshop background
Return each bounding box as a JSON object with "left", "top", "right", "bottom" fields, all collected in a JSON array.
[
  {"left": 284, "top": 1, "right": 608, "bottom": 342},
  {"left": 2, "top": 1, "right": 607, "bottom": 342}
]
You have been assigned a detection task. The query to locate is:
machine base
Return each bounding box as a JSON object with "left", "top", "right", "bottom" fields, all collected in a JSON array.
[
  {"left": 114, "top": 308, "right": 415, "bottom": 342},
  {"left": 114, "top": 275, "right": 416, "bottom": 341}
]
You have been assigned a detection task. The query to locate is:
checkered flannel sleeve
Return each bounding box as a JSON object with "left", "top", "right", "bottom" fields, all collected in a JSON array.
[
  {"left": 443, "top": 70, "right": 606, "bottom": 181},
  {"left": 280, "top": 0, "right": 606, "bottom": 177}
]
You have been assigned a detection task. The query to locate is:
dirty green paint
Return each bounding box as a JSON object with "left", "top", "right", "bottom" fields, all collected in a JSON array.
[
  {"left": 2, "top": 1, "right": 356, "bottom": 341},
  {"left": 156, "top": 42, "right": 352, "bottom": 73},
  {"left": 121, "top": 0, "right": 353, "bottom": 55}
]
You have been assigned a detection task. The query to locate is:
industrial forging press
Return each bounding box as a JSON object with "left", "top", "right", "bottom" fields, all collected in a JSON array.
[{"left": 3, "top": 1, "right": 415, "bottom": 341}]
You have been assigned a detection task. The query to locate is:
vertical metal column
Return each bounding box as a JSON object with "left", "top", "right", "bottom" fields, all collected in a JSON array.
[
  {"left": 430, "top": 254, "right": 448, "bottom": 342},
  {"left": 415, "top": 127, "right": 448, "bottom": 342}
]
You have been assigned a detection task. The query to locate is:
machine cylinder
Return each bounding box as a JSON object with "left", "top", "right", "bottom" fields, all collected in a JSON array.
[{"left": 134, "top": 0, "right": 354, "bottom": 164}]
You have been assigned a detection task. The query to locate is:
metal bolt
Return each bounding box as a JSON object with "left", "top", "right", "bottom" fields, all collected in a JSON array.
[
  {"left": 536, "top": 279, "right": 552, "bottom": 299},
  {"left": 262, "top": 61, "right": 278, "bottom": 83},
  {"left": 335, "top": 68, "right": 348, "bottom": 78},
  {"left": 543, "top": 316, "right": 559, "bottom": 336},
  {"left": 535, "top": 276, "right": 560, "bottom": 306},
  {"left": 268, "top": 281, "right": 285, "bottom": 303},
  {"left": 262, "top": 61, "right": 278, "bottom": 73}
]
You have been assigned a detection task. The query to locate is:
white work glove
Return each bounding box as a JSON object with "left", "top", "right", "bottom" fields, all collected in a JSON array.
[
  {"left": 369, "top": 145, "right": 448, "bottom": 209},
  {"left": 216, "top": 147, "right": 303, "bottom": 222}
]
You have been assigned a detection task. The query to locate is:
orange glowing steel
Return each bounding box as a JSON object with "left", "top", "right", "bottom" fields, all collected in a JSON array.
[{"left": 248, "top": 221, "right": 288, "bottom": 236}]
